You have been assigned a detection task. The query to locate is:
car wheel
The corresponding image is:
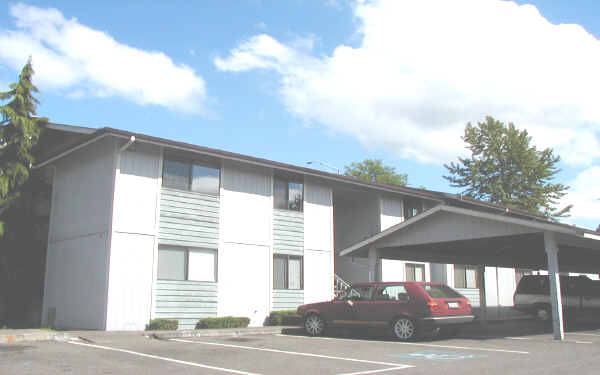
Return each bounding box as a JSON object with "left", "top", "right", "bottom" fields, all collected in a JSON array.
[
  {"left": 304, "top": 314, "right": 325, "bottom": 336},
  {"left": 392, "top": 317, "right": 417, "bottom": 341},
  {"left": 535, "top": 305, "right": 551, "bottom": 322}
]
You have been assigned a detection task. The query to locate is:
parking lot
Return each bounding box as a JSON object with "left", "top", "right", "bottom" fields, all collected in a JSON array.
[{"left": 3, "top": 321, "right": 600, "bottom": 375}]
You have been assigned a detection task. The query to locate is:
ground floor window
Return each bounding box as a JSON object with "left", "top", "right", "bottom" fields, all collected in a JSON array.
[
  {"left": 454, "top": 265, "right": 479, "bottom": 288},
  {"left": 158, "top": 245, "right": 217, "bottom": 282},
  {"left": 405, "top": 263, "right": 425, "bottom": 282},
  {"left": 273, "top": 254, "right": 303, "bottom": 290}
]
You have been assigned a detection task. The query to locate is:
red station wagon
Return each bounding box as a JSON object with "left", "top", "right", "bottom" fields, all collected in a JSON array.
[{"left": 297, "top": 282, "right": 474, "bottom": 341}]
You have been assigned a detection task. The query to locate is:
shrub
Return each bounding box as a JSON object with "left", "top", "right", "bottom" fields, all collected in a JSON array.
[
  {"left": 267, "top": 310, "right": 302, "bottom": 326},
  {"left": 195, "top": 316, "right": 250, "bottom": 329},
  {"left": 146, "top": 318, "right": 178, "bottom": 331}
]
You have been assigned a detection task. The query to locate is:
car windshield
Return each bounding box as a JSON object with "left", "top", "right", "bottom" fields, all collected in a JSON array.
[{"left": 423, "top": 285, "right": 463, "bottom": 299}]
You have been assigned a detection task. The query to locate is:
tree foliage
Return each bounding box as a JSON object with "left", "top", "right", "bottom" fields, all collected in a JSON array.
[
  {"left": 344, "top": 158, "right": 408, "bottom": 186},
  {"left": 0, "top": 58, "right": 48, "bottom": 236},
  {"left": 444, "top": 116, "right": 571, "bottom": 219}
]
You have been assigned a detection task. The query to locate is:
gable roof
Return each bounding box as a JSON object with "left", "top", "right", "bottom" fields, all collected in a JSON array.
[{"left": 33, "top": 124, "right": 599, "bottom": 236}]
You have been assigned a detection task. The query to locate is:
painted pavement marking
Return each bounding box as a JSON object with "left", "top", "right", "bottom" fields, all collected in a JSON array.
[
  {"left": 274, "top": 334, "right": 529, "bottom": 354},
  {"left": 504, "top": 337, "right": 531, "bottom": 340},
  {"left": 171, "top": 338, "right": 414, "bottom": 373},
  {"left": 67, "top": 340, "right": 258, "bottom": 375},
  {"left": 388, "top": 350, "right": 487, "bottom": 361}
]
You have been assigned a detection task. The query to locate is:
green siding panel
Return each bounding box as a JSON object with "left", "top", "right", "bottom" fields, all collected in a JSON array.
[
  {"left": 273, "top": 209, "right": 304, "bottom": 256},
  {"left": 159, "top": 187, "right": 220, "bottom": 249},
  {"left": 155, "top": 280, "right": 217, "bottom": 330},
  {"left": 272, "top": 290, "right": 304, "bottom": 311}
]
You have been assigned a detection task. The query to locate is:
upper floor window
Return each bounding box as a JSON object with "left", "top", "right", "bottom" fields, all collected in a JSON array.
[
  {"left": 274, "top": 177, "right": 303, "bottom": 211},
  {"left": 162, "top": 158, "right": 220, "bottom": 195},
  {"left": 403, "top": 198, "right": 424, "bottom": 219}
]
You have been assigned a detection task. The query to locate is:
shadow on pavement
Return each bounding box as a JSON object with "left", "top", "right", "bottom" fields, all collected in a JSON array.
[{"left": 281, "top": 319, "right": 600, "bottom": 343}]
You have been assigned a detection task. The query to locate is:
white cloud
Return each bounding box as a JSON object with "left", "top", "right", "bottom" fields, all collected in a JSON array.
[
  {"left": 215, "top": 0, "right": 600, "bottom": 165},
  {"left": 563, "top": 166, "right": 600, "bottom": 223},
  {"left": 0, "top": 3, "right": 207, "bottom": 113}
]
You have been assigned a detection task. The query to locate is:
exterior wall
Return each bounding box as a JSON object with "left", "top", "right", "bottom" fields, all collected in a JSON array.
[
  {"left": 106, "top": 144, "right": 161, "bottom": 330},
  {"left": 303, "top": 181, "right": 334, "bottom": 304},
  {"left": 272, "top": 209, "right": 305, "bottom": 309},
  {"left": 42, "top": 137, "right": 117, "bottom": 330},
  {"left": 219, "top": 162, "right": 272, "bottom": 326}
]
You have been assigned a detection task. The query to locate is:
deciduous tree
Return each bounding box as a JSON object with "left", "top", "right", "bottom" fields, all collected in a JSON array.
[
  {"left": 444, "top": 116, "right": 570, "bottom": 219},
  {"left": 345, "top": 159, "right": 408, "bottom": 186}
]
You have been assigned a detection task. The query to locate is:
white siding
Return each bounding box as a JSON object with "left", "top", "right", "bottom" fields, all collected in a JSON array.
[
  {"left": 304, "top": 181, "right": 334, "bottom": 303},
  {"left": 220, "top": 162, "right": 272, "bottom": 246},
  {"left": 219, "top": 163, "right": 272, "bottom": 325},
  {"left": 105, "top": 233, "right": 155, "bottom": 330},
  {"left": 218, "top": 243, "right": 270, "bottom": 326},
  {"left": 42, "top": 137, "right": 116, "bottom": 330},
  {"left": 106, "top": 144, "right": 161, "bottom": 330},
  {"left": 380, "top": 197, "right": 403, "bottom": 231}
]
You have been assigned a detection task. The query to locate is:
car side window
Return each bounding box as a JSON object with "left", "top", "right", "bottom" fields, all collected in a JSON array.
[
  {"left": 347, "top": 286, "right": 375, "bottom": 301},
  {"left": 375, "top": 285, "right": 409, "bottom": 301}
]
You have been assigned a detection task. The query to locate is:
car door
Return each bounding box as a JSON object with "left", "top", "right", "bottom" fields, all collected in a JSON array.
[
  {"left": 356, "top": 284, "right": 413, "bottom": 326},
  {"left": 330, "top": 285, "right": 376, "bottom": 326}
]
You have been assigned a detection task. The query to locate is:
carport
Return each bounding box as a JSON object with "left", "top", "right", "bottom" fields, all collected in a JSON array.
[{"left": 339, "top": 205, "right": 600, "bottom": 340}]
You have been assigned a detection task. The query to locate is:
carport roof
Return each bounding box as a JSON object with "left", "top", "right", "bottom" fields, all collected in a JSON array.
[{"left": 340, "top": 205, "right": 600, "bottom": 273}]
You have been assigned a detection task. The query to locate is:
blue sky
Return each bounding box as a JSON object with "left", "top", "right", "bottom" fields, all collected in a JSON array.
[{"left": 0, "top": 0, "right": 598, "bottom": 230}]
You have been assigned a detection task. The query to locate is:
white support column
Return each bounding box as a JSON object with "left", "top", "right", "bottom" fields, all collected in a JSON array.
[
  {"left": 368, "top": 247, "right": 379, "bottom": 282},
  {"left": 544, "top": 231, "right": 564, "bottom": 340}
]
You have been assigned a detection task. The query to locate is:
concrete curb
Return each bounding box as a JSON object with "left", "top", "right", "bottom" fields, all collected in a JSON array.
[
  {"left": 151, "top": 326, "right": 301, "bottom": 340},
  {"left": 0, "top": 330, "right": 72, "bottom": 344}
]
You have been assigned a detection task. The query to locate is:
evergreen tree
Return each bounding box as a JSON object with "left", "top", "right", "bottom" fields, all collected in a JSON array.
[
  {"left": 0, "top": 58, "right": 48, "bottom": 236},
  {"left": 444, "top": 116, "right": 571, "bottom": 219},
  {"left": 345, "top": 158, "right": 408, "bottom": 186}
]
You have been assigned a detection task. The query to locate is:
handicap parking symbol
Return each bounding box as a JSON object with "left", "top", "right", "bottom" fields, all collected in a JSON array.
[{"left": 389, "top": 350, "right": 487, "bottom": 361}]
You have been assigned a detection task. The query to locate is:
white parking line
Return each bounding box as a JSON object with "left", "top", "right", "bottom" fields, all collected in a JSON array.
[
  {"left": 338, "top": 367, "right": 409, "bottom": 375},
  {"left": 504, "top": 337, "right": 530, "bottom": 340},
  {"left": 67, "top": 340, "right": 258, "bottom": 375},
  {"left": 573, "top": 341, "right": 593, "bottom": 344},
  {"left": 274, "top": 334, "right": 529, "bottom": 355},
  {"left": 171, "top": 338, "right": 414, "bottom": 371}
]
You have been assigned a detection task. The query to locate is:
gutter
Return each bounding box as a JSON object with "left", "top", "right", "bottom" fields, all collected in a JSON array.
[{"left": 32, "top": 133, "right": 111, "bottom": 169}]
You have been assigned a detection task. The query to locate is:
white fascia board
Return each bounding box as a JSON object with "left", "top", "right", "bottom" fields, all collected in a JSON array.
[{"left": 584, "top": 232, "right": 600, "bottom": 241}]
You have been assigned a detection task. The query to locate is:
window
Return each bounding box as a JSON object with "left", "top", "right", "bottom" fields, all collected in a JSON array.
[
  {"left": 454, "top": 265, "right": 479, "bottom": 289},
  {"left": 405, "top": 263, "right": 425, "bottom": 282},
  {"left": 515, "top": 269, "right": 533, "bottom": 285},
  {"left": 403, "top": 198, "right": 422, "bottom": 219},
  {"left": 273, "top": 255, "right": 303, "bottom": 290},
  {"left": 346, "top": 285, "right": 375, "bottom": 301},
  {"left": 163, "top": 158, "right": 220, "bottom": 195},
  {"left": 375, "top": 285, "right": 408, "bottom": 301},
  {"left": 158, "top": 246, "right": 217, "bottom": 282},
  {"left": 274, "top": 177, "right": 303, "bottom": 211}
]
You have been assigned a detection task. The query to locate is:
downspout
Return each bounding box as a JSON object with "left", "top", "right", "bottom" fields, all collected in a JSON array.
[{"left": 104, "top": 136, "right": 135, "bottom": 330}]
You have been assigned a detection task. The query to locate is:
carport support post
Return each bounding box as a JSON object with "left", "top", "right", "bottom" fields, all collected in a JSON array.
[
  {"left": 544, "top": 231, "right": 564, "bottom": 341},
  {"left": 368, "top": 247, "right": 379, "bottom": 282}
]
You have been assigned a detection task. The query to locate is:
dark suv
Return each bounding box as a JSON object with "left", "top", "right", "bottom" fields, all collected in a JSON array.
[
  {"left": 297, "top": 282, "right": 474, "bottom": 341},
  {"left": 513, "top": 275, "right": 600, "bottom": 322}
]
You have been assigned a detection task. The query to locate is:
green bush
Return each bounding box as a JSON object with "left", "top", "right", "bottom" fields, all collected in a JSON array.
[
  {"left": 195, "top": 316, "right": 250, "bottom": 329},
  {"left": 267, "top": 310, "right": 303, "bottom": 326},
  {"left": 146, "top": 318, "right": 178, "bottom": 331}
]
